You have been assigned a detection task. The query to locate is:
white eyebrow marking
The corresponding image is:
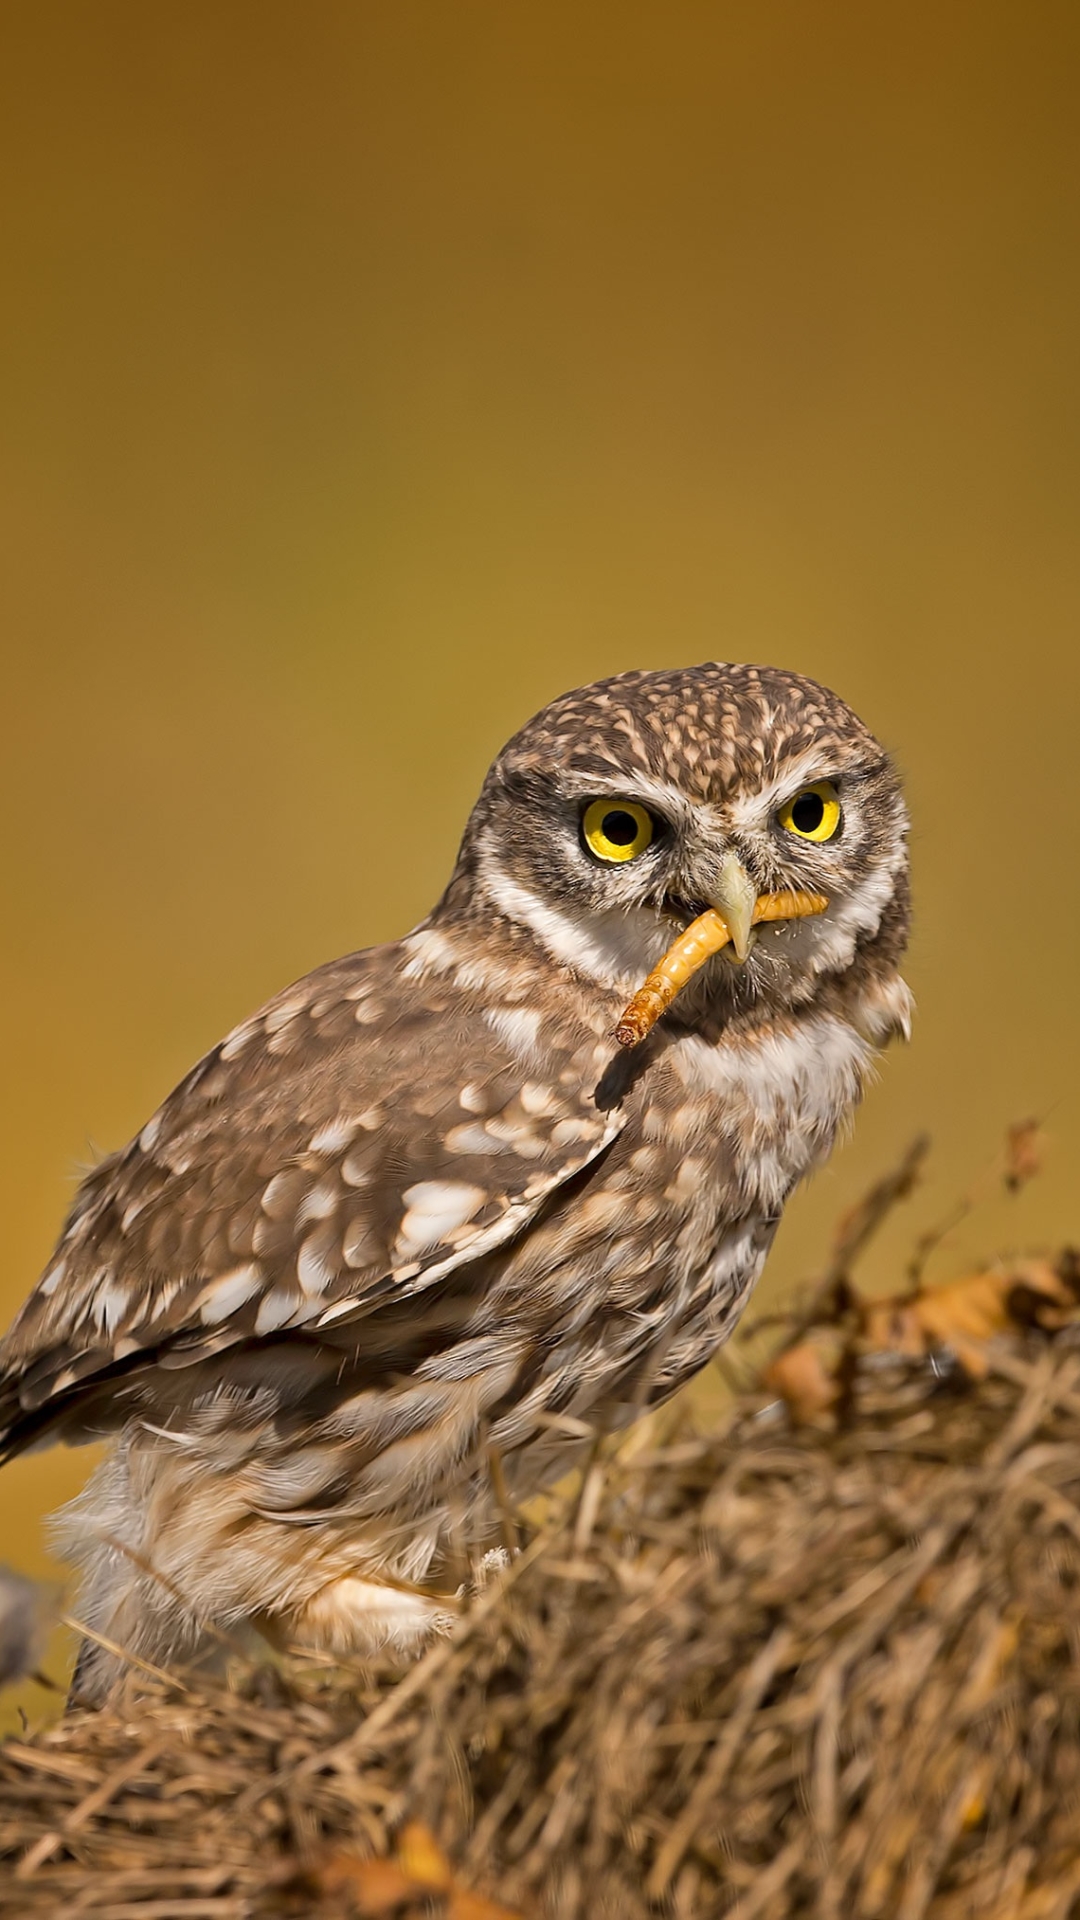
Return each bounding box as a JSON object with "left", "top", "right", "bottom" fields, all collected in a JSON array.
[
  {"left": 724, "top": 747, "right": 841, "bottom": 832},
  {"left": 557, "top": 770, "right": 696, "bottom": 827}
]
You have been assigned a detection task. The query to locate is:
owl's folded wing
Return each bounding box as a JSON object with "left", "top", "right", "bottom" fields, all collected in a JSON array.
[{"left": 0, "top": 938, "right": 626, "bottom": 1456}]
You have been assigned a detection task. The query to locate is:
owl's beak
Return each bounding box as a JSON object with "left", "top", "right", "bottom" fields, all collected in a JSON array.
[{"left": 706, "top": 853, "right": 757, "bottom": 962}]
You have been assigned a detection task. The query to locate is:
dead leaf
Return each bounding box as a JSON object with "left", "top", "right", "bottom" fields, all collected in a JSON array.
[
  {"left": 864, "top": 1262, "right": 1076, "bottom": 1372},
  {"left": 447, "top": 1893, "right": 524, "bottom": 1919},
  {"left": 910, "top": 1271, "right": 1014, "bottom": 1348},
  {"left": 859, "top": 1298, "right": 929, "bottom": 1358},
  {"left": 764, "top": 1254, "right": 1080, "bottom": 1413},
  {"left": 762, "top": 1341, "right": 841, "bottom": 1423},
  {"left": 1005, "top": 1119, "right": 1044, "bottom": 1193},
  {"left": 314, "top": 1851, "right": 419, "bottom": 1915},
  {"left": 310, "top": 1827, "right": 521, "bottom": 1919}
]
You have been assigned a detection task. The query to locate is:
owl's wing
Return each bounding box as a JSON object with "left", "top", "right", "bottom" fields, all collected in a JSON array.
[{"left": 0, "top": 935, "right": 626, "bottom": 1454}]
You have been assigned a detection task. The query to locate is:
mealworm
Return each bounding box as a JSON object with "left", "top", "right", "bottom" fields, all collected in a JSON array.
[{"left": 614, "top": 890, "right": 828, "bottom": 1047}]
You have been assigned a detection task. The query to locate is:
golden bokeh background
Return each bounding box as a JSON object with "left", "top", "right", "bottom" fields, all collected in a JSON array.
[{"left": 2, "top": 2, "right": 1079, "bottom": 1687}]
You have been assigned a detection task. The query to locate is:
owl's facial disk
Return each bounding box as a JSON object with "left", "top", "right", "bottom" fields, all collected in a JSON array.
[
  {"left": 454, "top": 665, "right": 910, "bottom": 1029},
  {"left": 471, "top": 763, "right": 906, "bottom": 1023}
]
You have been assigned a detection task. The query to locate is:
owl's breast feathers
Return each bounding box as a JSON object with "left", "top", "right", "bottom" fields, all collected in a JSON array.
[{"left": 0, "top": 916, "right": 906, "bottom": 1460}]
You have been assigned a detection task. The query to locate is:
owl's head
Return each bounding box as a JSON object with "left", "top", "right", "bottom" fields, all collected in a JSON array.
[{"left": 447, "top": 663, "right": 910, "bottom": 1028}]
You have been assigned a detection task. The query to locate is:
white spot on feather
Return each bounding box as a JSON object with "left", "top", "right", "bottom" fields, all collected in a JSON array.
[
  {"left": 445, "top": 1122, "right": 507, "bottom": 1155},
  {"left": 484, "top": 1005, "right": 543, "bottom": 1066},
  {"left": 261, "top": 1170, "right": 299, "bottom": 1219},
  {"left": 95, "top": 1280, "right": 132, "bottom": 1334},
  {"left": 519, "top": 1081, "right": 559, "bottom": 1117},
  {"left": 297, "top": 1179, "right": 337, "bottom": 1225},
  {"left": 297, "top": 1234, "right": 338, "bottom": 1297},
  {"left": 341, "top": 1148, "right": 370, "bottom": 1188},
  {"left": 263, "top": 993, "right": 310, "bottom": 1035},
  {"left": 221, "top": 1019, "right": 258, "bottom": 1061},
  {"left": 342, "top": 1217, "right": 380, "bottom": 1268},
  {"left": 395, "top": 1181, "right": 486, "bottom": 1259},
  {"left": 400, "top": 928, "right": 454, "bottom": 981},
  {"left": 199, "top": 1263, "right": 262, "bottom": 1325},
  {"left": 255, "top": 1288, "right": 299, "bottom": 1334},
  {"left": 309, "top": 1116, "right": 360, "bottom": 1155}
]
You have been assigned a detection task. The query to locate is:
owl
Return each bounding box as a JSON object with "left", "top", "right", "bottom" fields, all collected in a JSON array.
[{"left": 0, "top": 664, "right": 910, "bottom": 1701}]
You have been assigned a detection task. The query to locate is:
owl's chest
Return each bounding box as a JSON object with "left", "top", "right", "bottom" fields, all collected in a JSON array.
[
  {"left": 650, "top": 1009, "right": 875, "bottom": 1227},
  {"left": 574, "top": 1011, "right": 875, "bottom": 1397}
]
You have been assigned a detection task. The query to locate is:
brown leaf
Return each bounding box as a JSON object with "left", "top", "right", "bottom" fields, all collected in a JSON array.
[
  {"left": 762, "top": 1341, "right": 840, "bottom": 1423},
  {"left": 314, "top": 1852, "right": 419, "bottom": 1915},
  {"left": 397, "top": 1822, "right": 453, "bottom": 1891},
  {"left": 311, "top": 1828, "right": 519, "bottom": 1920},
  {"left": 911, "top": 1271, "right": 1014, "bottom": 1348},
  {"left": 859, "top": 1298, "right": 929, "bottom": 1358},
  {"left": 1004, "top": 1118, "right": 1044, "bottom": 1192},
  {"left": 447, "top": 1892, "right": 524, "bottom": 1919}
]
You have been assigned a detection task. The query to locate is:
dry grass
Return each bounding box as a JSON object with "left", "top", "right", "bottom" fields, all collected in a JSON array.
[{"left": 3, "top": 1142, "right": 1080, "bottom": 1918}]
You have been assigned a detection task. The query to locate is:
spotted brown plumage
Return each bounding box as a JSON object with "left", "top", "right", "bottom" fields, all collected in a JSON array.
[
  {"left": 0, "top": 662, "right": 912, "bottom": 1699},
  {"left": 0, "top": 947, "right": 626, "bottom": 1437}
]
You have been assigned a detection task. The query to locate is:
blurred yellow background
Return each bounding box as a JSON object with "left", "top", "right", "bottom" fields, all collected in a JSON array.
[{"left": 2, "top": 1, "right": 1079, "bottom": 1688}]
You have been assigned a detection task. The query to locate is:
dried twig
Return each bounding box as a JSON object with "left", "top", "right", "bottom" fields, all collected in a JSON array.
[{"left": 742, "top": 1131, "right": 930, "bottom": 1348}]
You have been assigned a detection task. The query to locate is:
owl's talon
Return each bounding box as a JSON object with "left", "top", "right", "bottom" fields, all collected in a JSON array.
[{"left": 279, "top": 1574, "right": 459, "bottom": 1661}]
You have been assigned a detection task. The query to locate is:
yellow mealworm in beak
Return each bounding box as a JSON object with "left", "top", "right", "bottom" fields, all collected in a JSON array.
[
  {"left": 752, "top": 888, "right": 829, "bottom": 928},
  {"left": 614, "top": 890, "right": 828, "bottom": 1048}
]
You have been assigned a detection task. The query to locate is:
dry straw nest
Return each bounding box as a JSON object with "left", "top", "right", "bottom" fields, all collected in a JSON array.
[{"left": 3, "top": 1138, "right": 1080, "bottom": 1919}]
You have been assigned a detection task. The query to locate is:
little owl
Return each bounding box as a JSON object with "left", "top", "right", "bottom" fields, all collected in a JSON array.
[{"left": 0, "top": 663, "right": 911, "bottom": 1700}]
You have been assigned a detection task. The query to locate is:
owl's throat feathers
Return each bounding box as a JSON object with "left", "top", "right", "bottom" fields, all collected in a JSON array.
[{"left": 615, "top": 885, "right": 828, "bottom": 1047}]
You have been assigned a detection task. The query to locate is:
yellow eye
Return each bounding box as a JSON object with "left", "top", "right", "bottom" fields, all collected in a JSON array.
[
  {"left": 582, "top": 798, "right": 654, "bottom": 864},
  {"left": 777, "top": 779, "right": 842, "bottom": 843}
]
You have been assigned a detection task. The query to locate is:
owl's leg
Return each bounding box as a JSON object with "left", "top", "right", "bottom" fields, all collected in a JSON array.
[
  {"left": 66, "top": 1631, "right": 110, "bottom": 1710},
  {"left": 268, "top": 1573, "right": 458, "bottom": 1660},
  {"left": 55, "top": 1431, "right": 465, "bottom": 1696}
]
